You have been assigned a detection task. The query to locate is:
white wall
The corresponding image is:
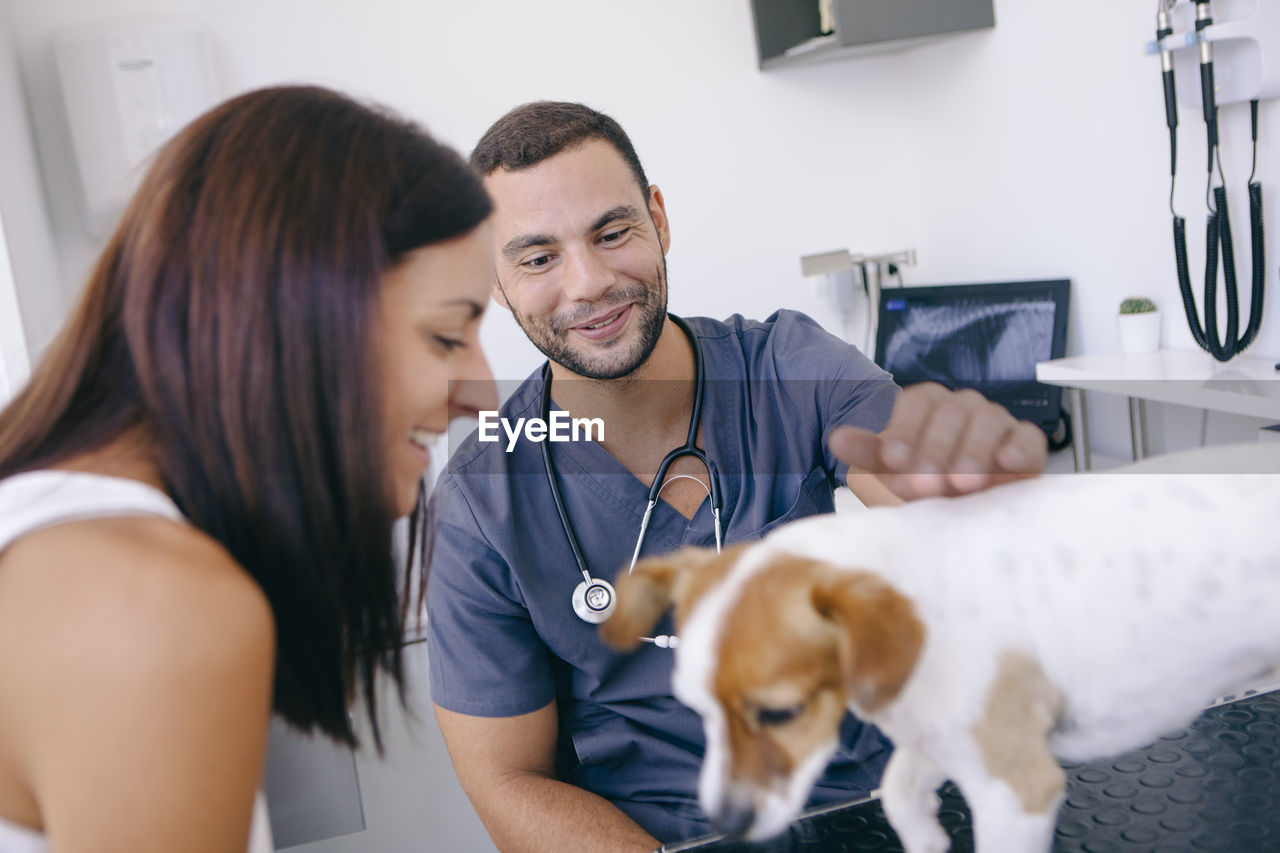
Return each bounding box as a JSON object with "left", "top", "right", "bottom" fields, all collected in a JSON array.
[
  {"left": 9, "top": 0, "right": 1279, "bottom": 454},
  {"left": 0, "top": 9, "right": 64, "bottom": 364},
  {"left": 0, "top": 210, "right": 31, "bottom": 402},
  {"left": 2, "top": 0, "right": 1278, "bottom": 848}
]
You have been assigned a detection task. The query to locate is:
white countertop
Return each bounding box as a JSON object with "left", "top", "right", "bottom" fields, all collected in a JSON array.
[{"left": 1036, "top": 349, "right": 1280, "bottom": 420}]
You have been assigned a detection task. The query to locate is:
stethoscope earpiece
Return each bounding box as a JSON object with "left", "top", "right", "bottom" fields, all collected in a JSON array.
[{"left": 572, "top": 578, "right": 617, "bottom": 624}]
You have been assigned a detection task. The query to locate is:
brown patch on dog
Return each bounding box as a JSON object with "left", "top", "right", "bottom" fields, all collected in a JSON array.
[
  {"left": 599, "top": 544, "right": 747, "bottom": 650},
  {"left": 970, "top": 652, "right": 1065, "bottom": 814},
  {"left": 811, "top": 569, "right": 925, "bottom": 714}
]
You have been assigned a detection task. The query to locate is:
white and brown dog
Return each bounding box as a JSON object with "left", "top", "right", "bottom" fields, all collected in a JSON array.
[{"left": 601, "top": 465, "right": 1280, "bottom": 852}]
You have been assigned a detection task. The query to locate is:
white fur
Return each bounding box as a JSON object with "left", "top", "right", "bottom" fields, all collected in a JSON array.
[{"left": 675, "top": 470, "right": 1280, "bottom": 852}]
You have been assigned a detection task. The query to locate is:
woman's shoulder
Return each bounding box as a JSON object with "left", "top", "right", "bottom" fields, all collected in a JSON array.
[{"left": 0, "top": 513, "right": 274, "bottom": 677}]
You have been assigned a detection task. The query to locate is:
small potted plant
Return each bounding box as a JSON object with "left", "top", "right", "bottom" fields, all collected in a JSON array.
[{"left": 1117, "top": 297, "right": 1161, "bottom": 354}]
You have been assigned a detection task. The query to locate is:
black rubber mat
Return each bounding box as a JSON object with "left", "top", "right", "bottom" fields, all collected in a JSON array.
[{"left": 668, "top": 689, "right": 1280, "bottom": 852}]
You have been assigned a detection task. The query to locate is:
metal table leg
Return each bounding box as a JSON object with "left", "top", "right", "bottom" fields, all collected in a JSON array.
[
  {"left": 1069, "top": 387, "right": 1091, "bottom": 471},
  {"left": 1128, "top": 397, "right": 1149, "bottom": 461}
]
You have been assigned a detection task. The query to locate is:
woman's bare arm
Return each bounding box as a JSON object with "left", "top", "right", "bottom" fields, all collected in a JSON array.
[{"left": 0, "top": 515, "right": 275, "bottom": 853}]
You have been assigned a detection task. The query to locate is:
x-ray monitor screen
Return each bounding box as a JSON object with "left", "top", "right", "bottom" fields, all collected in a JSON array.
[{"left": 873, "top": 280, "right": 1070, "bottom": 433}]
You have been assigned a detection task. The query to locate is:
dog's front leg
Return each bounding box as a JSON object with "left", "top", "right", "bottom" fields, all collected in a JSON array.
[
  {"left": 955, "top": 772, "right": 1060, "bottom": 853},
  {"left": 880, "top": 747, "right": 949, "bottom": 853},
  {"left": 959, "top": 653, "right": 1066, "bottom": 853},
  {"left": 949, "top": 729, "right": 1063, "bottom": 853}
]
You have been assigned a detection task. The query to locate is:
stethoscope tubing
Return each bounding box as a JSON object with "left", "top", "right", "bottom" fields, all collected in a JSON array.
[{"left": 540, "top": 314, "right": 722, "bottom": 626}]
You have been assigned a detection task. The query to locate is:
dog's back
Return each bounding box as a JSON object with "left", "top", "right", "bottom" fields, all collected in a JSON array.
[{"left": 763, "top": 473, "right": 1280, "bottom": 759}]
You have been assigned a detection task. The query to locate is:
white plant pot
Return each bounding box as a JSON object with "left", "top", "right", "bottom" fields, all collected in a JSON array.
[{"left": 1117, "top": 310, "right": 1161, "bottom": 354}]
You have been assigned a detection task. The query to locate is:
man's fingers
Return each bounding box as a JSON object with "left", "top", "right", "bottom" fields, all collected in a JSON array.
[
  {"left": 876, "top": 382, "right": 951, "bottom": 471},
  {"left": 831, "top": 385, "right": 1049, "bottom": 504},
  {"left": 827, "top": 425, "right": 882, "bottom": 472},
  {"left": 942, "top": 396, "right": 1021, "bottom": 492},
  {"left": 995, "top": 421, "right": 1049, "bottom": 476},
  {"left": 829, "top": 425, "right": 932, "bottom": 502},
  {"left": 909, "top": 389, "right": 990, "bottom": 494}
]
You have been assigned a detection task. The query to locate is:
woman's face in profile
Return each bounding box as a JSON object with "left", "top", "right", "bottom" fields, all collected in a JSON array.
[{"left": 378, "top": 221, "right": 497, "bottom": 516}]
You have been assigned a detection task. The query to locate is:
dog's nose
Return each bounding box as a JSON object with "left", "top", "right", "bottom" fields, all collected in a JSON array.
[{"left": 710, "top": 802, "right": 755, "bottom": 838}]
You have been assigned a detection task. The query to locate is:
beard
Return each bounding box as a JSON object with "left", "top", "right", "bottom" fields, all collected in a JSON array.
[{"left": 507, "top": 259, "right": 669, "bottom": 381}]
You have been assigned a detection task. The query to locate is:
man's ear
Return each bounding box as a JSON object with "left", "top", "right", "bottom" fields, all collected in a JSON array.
[
  {"left": 648, "top": 185, "right": 671, "bottom": 255},
  {"left": 599, "top": 545, "right": 737, "bottom": 651},
  {"left": 811, "top": 571, "right": 924, "bottom": 713},
  {"left": 491, "top": 279, "right": 511, "bottom": 311}
]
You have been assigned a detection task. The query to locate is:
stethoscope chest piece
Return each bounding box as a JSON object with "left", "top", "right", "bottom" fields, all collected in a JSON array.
[{"left": 572, "top": 577, "right": 617, "bottom": 624}]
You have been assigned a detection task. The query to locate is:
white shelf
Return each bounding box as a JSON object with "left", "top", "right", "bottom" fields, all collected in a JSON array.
[{"left": 1036, "top": 349, "right": 1280, "bottom": 421}]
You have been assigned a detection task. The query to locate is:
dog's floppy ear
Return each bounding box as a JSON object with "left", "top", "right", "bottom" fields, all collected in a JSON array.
[
  {"left": 599, "top": 546, "right": 739, "bottom": 651},
  {"left": 811, "top": 571, "right": 924, "bottom": 714}
]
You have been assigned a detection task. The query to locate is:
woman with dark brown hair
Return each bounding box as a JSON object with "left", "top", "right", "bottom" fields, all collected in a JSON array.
[{"left": 0, "top": 85, "right": 495, "bottom": 852}]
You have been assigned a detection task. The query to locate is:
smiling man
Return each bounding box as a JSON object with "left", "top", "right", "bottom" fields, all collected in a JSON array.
[{"left": 425, "top": 101, "right": 1047, "bottom": 851}]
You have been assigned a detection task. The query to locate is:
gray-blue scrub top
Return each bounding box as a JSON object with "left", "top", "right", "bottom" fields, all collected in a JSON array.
[{"left": 427, "top": 311, "right": 901, "bottom": 843}]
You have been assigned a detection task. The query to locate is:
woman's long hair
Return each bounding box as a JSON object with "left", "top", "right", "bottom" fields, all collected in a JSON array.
[{"left": 0, "top": 85, "right": 491, "bottom": 746}]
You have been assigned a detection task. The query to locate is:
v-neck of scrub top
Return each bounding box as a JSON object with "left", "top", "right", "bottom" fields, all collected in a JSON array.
[{"left": 546, "top": 371, "right": 741, "bottom": 557}]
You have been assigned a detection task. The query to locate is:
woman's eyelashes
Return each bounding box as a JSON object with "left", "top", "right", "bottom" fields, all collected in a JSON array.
[{"left": 422, "top": 328, "right": 467, "bottom": 354}]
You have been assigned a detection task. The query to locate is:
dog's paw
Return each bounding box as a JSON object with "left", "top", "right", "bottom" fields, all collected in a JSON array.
[{"left": 894, "top": 820, "right": 950, "bottom": 853}]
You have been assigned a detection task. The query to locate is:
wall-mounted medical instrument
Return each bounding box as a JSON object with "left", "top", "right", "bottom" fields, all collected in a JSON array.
[
  {"left": 801, "top": 247, "right": 917, "bottom": 355},
  {"left": 542, "top": 315, "right": 721, "bottom": 640},
  {"left": 1148, "top": 0, "right": 1275, "bottom": 361},
  {"left": 54, "top": 17, "right": 218, "bottom": 238}
]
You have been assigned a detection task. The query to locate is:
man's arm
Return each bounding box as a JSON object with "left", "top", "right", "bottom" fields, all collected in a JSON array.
[
  {"left": 434, "top": 701, "right": 659, "bottom": 853},
  {"left": 834, "top": 382, "right": 1048, "bottom": 503}
]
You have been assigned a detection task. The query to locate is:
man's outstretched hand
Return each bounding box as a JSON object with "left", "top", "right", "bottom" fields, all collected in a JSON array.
[{"left": 832, "top": 382, "right": 1048, "bottom": 502}]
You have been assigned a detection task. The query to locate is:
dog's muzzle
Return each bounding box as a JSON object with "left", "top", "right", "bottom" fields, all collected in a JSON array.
[{"left": 708, "top": 800, "right": 756, "bottom": 838}]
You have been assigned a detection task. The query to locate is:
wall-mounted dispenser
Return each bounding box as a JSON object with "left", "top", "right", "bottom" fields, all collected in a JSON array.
[{"left": 54, "top": 17, "right": 217, "bottom": 238}]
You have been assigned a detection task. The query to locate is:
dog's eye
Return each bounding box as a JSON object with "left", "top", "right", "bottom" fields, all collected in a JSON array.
[{"left": 756, "top": 704, "right": 804, "bottom": 727}]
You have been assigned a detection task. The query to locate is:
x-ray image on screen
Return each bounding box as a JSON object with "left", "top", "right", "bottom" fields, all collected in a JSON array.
[
  {"left": 879, "top": 299, "right": 1055, "bottom": 385},
  {"left": 873, "top": 280, "right": 1070, "bottom": 433}
]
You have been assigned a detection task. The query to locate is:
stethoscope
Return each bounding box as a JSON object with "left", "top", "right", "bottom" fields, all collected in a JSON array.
[{"left": 539, "top": 315, "right": 723, "bottom": 637}]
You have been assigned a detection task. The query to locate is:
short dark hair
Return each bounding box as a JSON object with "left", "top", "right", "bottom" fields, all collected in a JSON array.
[
  {"left": 0, "top": 85, "right": 491, "bottom": 747},
  {"left": 470, "top": 101, "right": 650, "bottom": 197}
]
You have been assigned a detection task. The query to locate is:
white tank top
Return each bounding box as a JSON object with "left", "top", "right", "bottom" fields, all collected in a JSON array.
[{"left": 0, "top": 471, "right": 273, "bottom": 853}]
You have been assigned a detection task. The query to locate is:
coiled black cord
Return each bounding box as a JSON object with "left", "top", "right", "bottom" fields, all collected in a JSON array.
[
  {"left": 1171, "top": 99, "right": 1265, "bottom": 362},
  {"left": 1212, "top": 185, "right": 1240, "bottom": 357},
  {"left": 1241, "top": 179, "right": 1266, "bottom": 350},
  {"left": 1173, "top": 215, "right": 1205, "bottom": 349}
]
